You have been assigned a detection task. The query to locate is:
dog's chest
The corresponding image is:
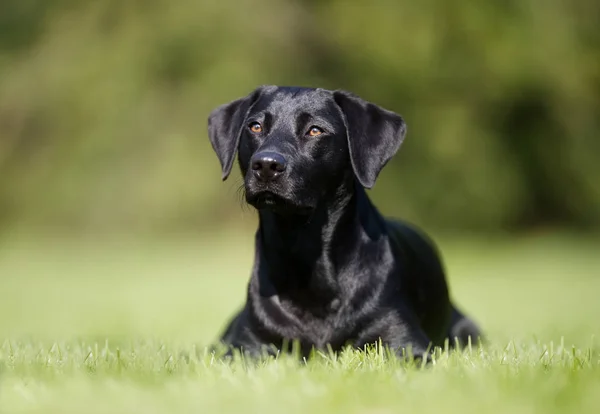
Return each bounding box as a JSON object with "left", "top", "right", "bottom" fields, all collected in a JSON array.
[{"left": 273, "top": 294, "right": 350, "bottom": 348}]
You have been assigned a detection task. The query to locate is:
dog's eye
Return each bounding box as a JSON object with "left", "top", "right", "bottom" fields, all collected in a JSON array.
[
  {"left": 249, "top": 122, "right": 263, "bottom": 133},
  {"left": 307, "top": 126, "right": 324, "bottom": 137}
]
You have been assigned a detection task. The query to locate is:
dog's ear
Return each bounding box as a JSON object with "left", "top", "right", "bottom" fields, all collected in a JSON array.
[
  {"left": 208, "top": 87, "right": 265, "bottom": 180},
  {"left": 333, "top": 91, "right": 407, "bottom": 189}
]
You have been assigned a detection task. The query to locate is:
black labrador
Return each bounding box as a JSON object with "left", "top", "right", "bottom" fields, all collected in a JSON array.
[{"left": 208, "top": 85, "right": 481, "bottom": 360}]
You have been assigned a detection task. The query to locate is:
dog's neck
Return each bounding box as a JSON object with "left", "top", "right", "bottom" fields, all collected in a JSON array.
[{"left": 254, "top": 179, "right": 388, "bottom": 303}]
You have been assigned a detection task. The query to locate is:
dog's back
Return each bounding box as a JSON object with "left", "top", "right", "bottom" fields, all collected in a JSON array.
[{"left": 387, "top": 219, "right": 481, "bottom": 346}]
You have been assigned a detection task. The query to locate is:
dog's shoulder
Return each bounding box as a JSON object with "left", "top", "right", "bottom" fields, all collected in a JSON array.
[{"left": 384, "top": 218, "right": 440, "bottom": 263}]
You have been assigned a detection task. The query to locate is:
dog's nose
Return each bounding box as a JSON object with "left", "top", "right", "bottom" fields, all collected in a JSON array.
[{"left": 251, "top": 152, "right": 287, "bottom": 182}]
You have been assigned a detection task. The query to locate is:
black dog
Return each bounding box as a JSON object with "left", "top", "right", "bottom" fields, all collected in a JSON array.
[{"left": 208, "top": 85, "right": 481, "bottom": 360}]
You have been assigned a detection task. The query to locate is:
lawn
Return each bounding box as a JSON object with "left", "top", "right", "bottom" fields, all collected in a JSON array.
[{"left": 0, "top": 229, "right": 599, "bottom": 413}]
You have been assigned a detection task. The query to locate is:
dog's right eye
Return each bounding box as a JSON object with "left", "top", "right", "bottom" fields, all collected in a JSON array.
[
  {"left": 248, "top": 122, "right": 263, "bottom": 133},
  {"left": 307, "top": 126, "right": 324, "bottom": 137}
]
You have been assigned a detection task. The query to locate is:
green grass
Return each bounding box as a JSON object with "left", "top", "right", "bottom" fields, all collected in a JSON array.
[{"left": 1, "top": 230, "right": 599, "bottom": 413}]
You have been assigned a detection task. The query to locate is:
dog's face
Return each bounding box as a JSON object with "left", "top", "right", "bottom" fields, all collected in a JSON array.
[
  {"left": 237, "top": 87, "right": 352, "bottom": 214},
  {"left": 208, "top": 86, "right": 407, "bottom": 215}
]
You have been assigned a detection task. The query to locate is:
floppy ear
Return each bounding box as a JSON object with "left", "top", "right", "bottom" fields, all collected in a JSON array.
[
  {"left": 333, "top": 91, "right": 407, "bottom": 189},
  {"left": 208, "top": 87, "right": 264, "bottom": 180}
]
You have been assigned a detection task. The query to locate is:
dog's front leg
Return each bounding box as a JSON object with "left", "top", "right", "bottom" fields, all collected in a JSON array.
[
  {"left": 220, "top": 342, "right": 279, "bottom": 361},
  {"left": 357, "top": 314, "right": 433, "bottom": 363},
  {"left": 218, "top": 311, "right": 281, "bottom": 360},
  {"left": 384, "top": 324, "right": 436, "bottom": 365}
]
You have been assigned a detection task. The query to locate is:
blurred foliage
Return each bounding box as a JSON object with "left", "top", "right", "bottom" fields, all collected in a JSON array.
[{"left": 0, "top": 0, "right": 598, "bottom": 234}]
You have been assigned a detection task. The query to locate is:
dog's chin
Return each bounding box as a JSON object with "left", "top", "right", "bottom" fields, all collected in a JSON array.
[{"left": 246, "top": 191, "right": 314, "bottom": 217}]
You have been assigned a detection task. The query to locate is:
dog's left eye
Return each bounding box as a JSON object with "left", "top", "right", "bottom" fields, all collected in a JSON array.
[
  {"left": 307, "top": 126, "right": 324, "bottom": 137},
  {"left": 249, "top": 122, "right": 263, "bottom": 133}
]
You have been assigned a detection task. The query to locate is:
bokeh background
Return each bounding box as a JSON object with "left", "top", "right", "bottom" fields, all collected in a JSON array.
[{"left": 0, "top": 0, "right": 599, "bottom": 347}]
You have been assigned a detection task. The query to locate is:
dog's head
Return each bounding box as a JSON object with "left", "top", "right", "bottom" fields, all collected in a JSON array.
[{"left": 208, "top": 86, "right": 407, "bottom": 215}]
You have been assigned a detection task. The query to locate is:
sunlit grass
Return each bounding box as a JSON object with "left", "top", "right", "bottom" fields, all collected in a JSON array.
[{"left": 0, "top": 231, "right": 599, "bottom": 413}]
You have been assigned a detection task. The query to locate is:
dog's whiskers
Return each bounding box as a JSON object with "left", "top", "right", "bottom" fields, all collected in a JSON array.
[{"left": 236, "top": 181, "right": 251, "bottom": 213}]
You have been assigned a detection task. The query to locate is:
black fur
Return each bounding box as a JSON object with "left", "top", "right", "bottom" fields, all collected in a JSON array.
[{"left": 208, "top": 85, "right": 481, "bottom": 360}]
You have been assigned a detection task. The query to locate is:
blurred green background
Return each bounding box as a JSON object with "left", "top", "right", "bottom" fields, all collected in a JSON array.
[
  {"left": 1, "top": 4, "right": 600, "bottom": 413},
  {"left": 0, "top": 0, "right": 599, "bottom": 347},
  {"left": 1, "top": 0, "right": 598, "bottom": 236}
]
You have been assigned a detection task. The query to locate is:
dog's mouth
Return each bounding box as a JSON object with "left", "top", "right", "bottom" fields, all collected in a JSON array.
[{"left": 246, "top": 191, "right": 314, "bottom": 216}]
